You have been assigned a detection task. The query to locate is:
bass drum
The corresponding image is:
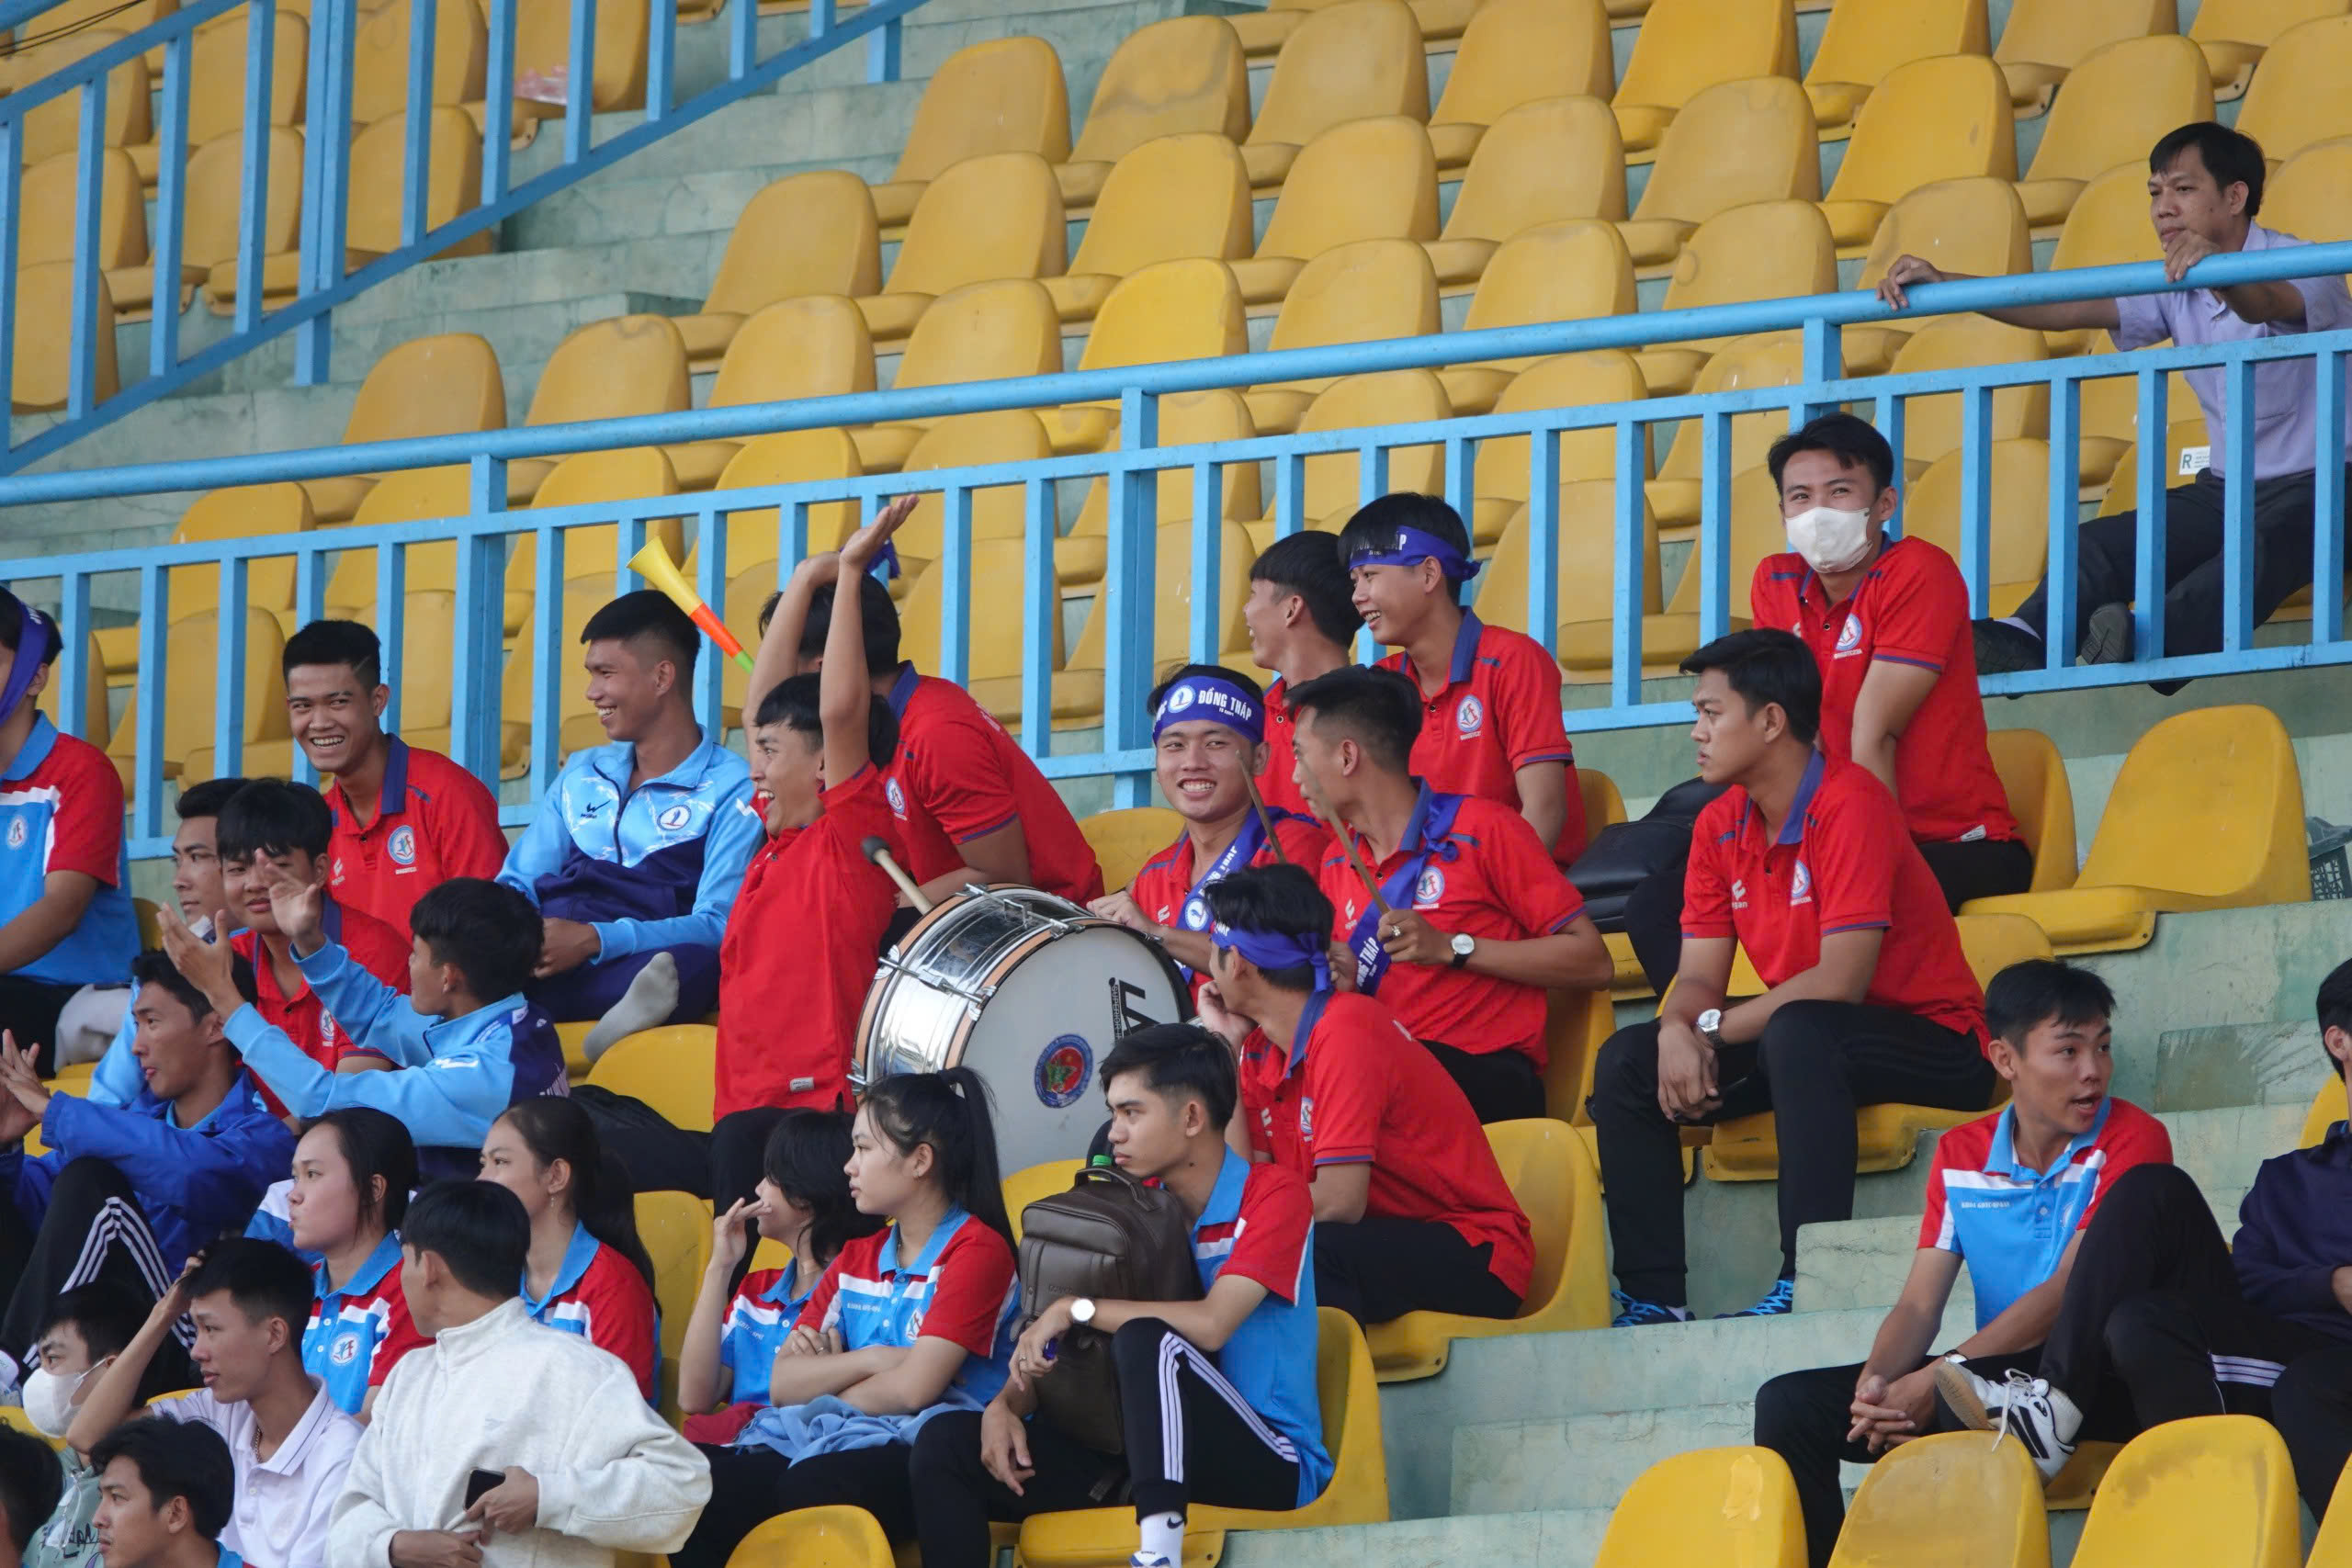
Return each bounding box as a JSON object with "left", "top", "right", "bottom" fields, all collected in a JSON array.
[{"left": 853, "top": 886, "right": 1192, "bottom": 1175}]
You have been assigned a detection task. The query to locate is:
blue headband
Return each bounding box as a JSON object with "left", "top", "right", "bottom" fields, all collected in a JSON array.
[
  {"left": 1152, "top": 675, "right": 1264, "bottom": 745},
  {"left": 1211, "top": 921, "right": 1332, "bottom": 992},
  {"left": 0, "top": 591, "right": 54, "bottom": 721},
  {"left": 1346, "top": 523, "right": 1479, "bottom": 583}
]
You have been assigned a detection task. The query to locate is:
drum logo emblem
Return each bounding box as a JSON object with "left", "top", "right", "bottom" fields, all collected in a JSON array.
[
  {"left": 1035, "top": 1034, "right": 1094, "bottom": 1109},
  {"left": 1414, "top": 868, "right": 1444, "bottom": 907}
]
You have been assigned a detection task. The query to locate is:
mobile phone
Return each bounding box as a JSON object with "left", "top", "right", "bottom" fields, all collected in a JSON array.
[{"left": 465, "top": 1470, "right": 504, "bottom": 1508}]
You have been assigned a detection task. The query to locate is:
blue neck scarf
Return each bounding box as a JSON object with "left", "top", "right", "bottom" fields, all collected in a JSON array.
[{"left": 1344, "top": 784, "right": 1466, "bottom": 994}]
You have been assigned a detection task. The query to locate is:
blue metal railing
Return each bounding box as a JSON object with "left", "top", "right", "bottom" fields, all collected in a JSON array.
[
  {"left": 0, "top": 0, "right": 923, "bottom": 468},
  {"left": 5, "top": 241, "right": 2350, "bottom": 851}
]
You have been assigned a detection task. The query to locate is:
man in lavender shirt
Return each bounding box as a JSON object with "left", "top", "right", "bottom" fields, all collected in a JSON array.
[{"left": 1876, "top": 121, "right": 2352, "bottom": 678}]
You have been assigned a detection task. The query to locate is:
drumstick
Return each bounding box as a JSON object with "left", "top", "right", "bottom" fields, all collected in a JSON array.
[
  {"left": 1241, "top": 773, "right": 1291, "bottom": 866},
  {"left": 1291, "top": 755, "right": 1390, "bottom": 916},
  {"left": 863, "top": 836, "right": 933, "bottom": 914}
]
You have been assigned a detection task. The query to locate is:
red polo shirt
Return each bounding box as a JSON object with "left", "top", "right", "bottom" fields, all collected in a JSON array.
[
  {"left": 1683, "top": 752, "right": 1988, "bottom": 1046},
  {"left": 1749, "top": 539, "right": 2018, "bottom": 848},
  {"left": 1132, "top": 814, "right": 1333, "bottom": 932},
  {"left": 884, "top": 664, "right": 1105, "bottom": 903},
  {"left": 1239, "top": 990, "right": 1533, "bottom": 1297},
  {"left": 717, "top": 764, "right": 898, "bottom": 1120},
  {"left": 1316, "top": 792, "right": 1585, "bottom": 1066},
  {"left": 232, "top": 898, "right": 415, "bottom": 1114},
  {"left": 324, "top": 738, "right": 510, "bottom": 936},
  {"left": 1379, "top": 614, "right": 1584, "bottom": 864},
  {"left": 1256, "top": 677, "right": 1315, "bottom": 819}
]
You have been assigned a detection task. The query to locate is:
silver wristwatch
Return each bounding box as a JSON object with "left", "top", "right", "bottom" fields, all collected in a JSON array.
[
  {"left": 1069, "top": 1297, "right": 1098, "bottom": 1326},
  {"left": 1694, "top": 1009, "right": 1725, "bottom": 1051}
]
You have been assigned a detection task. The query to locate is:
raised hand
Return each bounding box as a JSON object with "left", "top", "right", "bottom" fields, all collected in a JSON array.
[
  {"left": 256, "top": 858, "right": 326, "bottom": 952},
  {"left": 839, "top": 495, "right": 921, "bottom": 577}
]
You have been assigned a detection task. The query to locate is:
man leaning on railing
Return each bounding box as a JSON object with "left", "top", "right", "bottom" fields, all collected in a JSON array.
[{"left": 1875, "top": 121, "right": 2352, "bottom": 687}]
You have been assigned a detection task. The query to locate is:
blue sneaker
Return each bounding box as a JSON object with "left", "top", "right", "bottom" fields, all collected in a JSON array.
[
  {"left": 1611, "top": 1291, "right": 1694, "bottom": 1327},
  {"left": 1716, "top": 1278, "right": 1796, "bottom": 1318}
]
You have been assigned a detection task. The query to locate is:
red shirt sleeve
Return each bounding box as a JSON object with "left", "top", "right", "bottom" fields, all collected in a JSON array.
[
  {"left": 1489, "top": 636, "right": 1575, "bottom": 773},
  {"left": 1870, "top": 547, "right": 1965, "bottom": 671},
  {"left": 370, "top": 1287, "right": 427, "bottom": 1389},
  {"left": 918, "top": 1224, "right": 1016, "bottom": 1358},
  {"left": 1807, "top": 780, "right": 1900, "bottom": 937},
  {"left": 2077, "top": 1108, "right": 2177, "bottom": 1232},
  {"left": 1917, "top": 1135, "right": 1960, "bottom": 1252},
  {"left": 1680, "top": 800, "right": 1736, "bottom": 940},
  {"left": 46, "top": 743, "right": 126, "bottom": 885},
  {"left": 1301, "top": 1010, "right": 1385, "bottom": 1166},
  {"left": 1747, "top": 556, "right": 1791, "bottom": 628},
  {"left": 585, "top": 1250, "right": 659, "bottom": 1401},
  {"left": 1224, "top": 1166, "right": 1314, "bottom": 1304},
  {"left": 904, "top": 709, "right": 1024, "bottom": 846},
  {"left": 798, "top": 1250, "right": 852, "bottom": 1334},
  {"left": 1478, "top": 804, "right": 1586, "bottom": 932},
  {"left": 430, "top": 766, "right": 514, "bottom": 882}
]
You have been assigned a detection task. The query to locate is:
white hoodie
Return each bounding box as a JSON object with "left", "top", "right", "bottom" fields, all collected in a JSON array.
[{"left": 327, "top": 1299, "right": 710, "bottom": 1568}]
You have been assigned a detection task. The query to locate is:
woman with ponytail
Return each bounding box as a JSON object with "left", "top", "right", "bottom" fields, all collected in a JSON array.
[
  {"left": 479, "top": 1096, "right": 660, "bottom": 1400},
  {"left": 669, "top": 1066, "right": 1019, "bottom": 1568}
]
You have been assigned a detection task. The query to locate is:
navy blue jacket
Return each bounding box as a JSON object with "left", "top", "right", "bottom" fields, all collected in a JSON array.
[{"left": 2234, "top": 1121, "right": 2352, "bottom": 1344}]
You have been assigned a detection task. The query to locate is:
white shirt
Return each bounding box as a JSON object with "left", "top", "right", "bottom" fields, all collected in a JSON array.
[{"left": 156, "top": 1377, "right": 362, "bottom": 1568}]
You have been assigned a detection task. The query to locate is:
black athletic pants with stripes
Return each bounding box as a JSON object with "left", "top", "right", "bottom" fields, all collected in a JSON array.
[
  {"left": 0, "top": 1156, "right": 195, "bottom": 1389},
  {"left": 908, "top": 1317, "right": 1302, "bottom": 1568},
  {"left": 1589, "top": 1005, "right": 1996, "bottom": 1305}
]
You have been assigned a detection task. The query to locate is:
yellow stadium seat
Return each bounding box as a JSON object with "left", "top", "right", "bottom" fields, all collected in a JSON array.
[
  {"left": 1542, "top": 975, "right": 1618, "bottom": 1121},
  {"left": 2265, "top": 135, "right": 2352, "bottom": 262},
  {"left": 724, "top": 1506, "right": 893, "bottom": 1568},
  {"left": 854, "top": 279, "right": 1063, "bottom": 471},
  {"left": 1056, "top": 17, "right": 1251, "bottom": 209},
  {"left": 500, "top": 579, "right": 618, "bottom": 764},
  {"left": 1425, "top": 0, "right": 1613, "bottom": 168},
  {"left": 705, "top": 429, "right": 866, "bottom": 723},
  {"left": 1819, "top": 54, "right": 2018, "bottom": 250},
  {"left": 107, "top": 607, "right": 292, "bottom": 789},
  {"left": 1229, "top": 117, "right": 1439, "bottom": 306},
  {"left": 1633, "top": 204, "right": 1837, "bottom": 397},
  {"left": 1240, "top": 0, "right": 1429, "bottom": 191},
  {"left": 1016, "top": 1308, "right": 1387, "bottom": 1567},
  {"left": 23, "top": 150, "right": 149, "bottom": 313},
  {"left": 1828, "top": 1429, "right": 2050, "bottom": 1568},
  {"left": 896, "top": 537, "right": 1068, "bottom": 723},
  {"left": 2236, "top": 15, "right": 2352, "bottom": 164},
  {"left": 854, "top": 152, "right": 1067, "bottom": 349},
  {"left": 1567, "top": 463, "right": 1775, "bottom": 673},
  {"left": 1848, "top": 176, "right": 2033, "bottom": 374},
  {"left": 1594, "top": 1448, "right": 1805, "bottom": 1568},
  {"left": 865, "top": 37, "right": 1070, "bottom": 231},
  {"left": 2015, "top": 36, "right": 2213, "bottom": 230},
  {"left": 505, "top": 314, "right": 692, "bottom": 497},
  {"left": 12, "top": 263, "right": 119, "bottom": 412},
  {"left": 499, "top": 0, "right": 649, "bottom": 134},
  {"left": 2075, "top": 342, "right": 2199, "bottom": 490},
  {"left": 0, "top": 1404, "right": 65, "bottom": 1451},
  {"left": 522, "top": 447, "right": 684, "bottom": 558},
  {"left": 1898, "top": 438, "right": 2055, "bottom": 619},
  {"left": 299, "top": 333, "right": 509, "bottom": 523},
  {"left": 2042, "top": 167, "right": 2165, "bottom": 355},
  {"left": 1610, "top": 0, "right": 1800, "bottom": 156},
  {"left": 593, "top": 1025, "right": 718, "bottom": 1131},
  {"left": 1995, "top": 0, "right": 2177, "bottom": 114},
  {"left": 329, "top": 467, "right": 530, "bottom": 638},
  {"left": 94, "top": 482, "right": 311, "bottom": 700},
  {"left": 1076, "top": 812, "right": 1184, "bottom": 897},
  {"left": 1439, "top": 227, "right": 1638, "bottom": 413},
  {"left": 22, "top": 0, "right": 171, "bottom": 36},
  {"left": 1046, "top": 133, "right": 1252, "bottom": 322},
  {"left": 1037, "top": 261, "right": 1247, "bottom": 456},
  {"left": 1478, "top": 480, "right": 1664, "bottom": 634},
  {"left": 669, "top": 296, "right": 876, "bottom": 490},
  {"left": 889, "top": 411, "right": 1057, "bottom": 573},
  {"left": 1004, "top": 1159, "right": 1087, "bottom": 1242},
  {"left": 1803, "top": 0, "right": 1990, "bottom": 133},
  {"left": 1987, "top": 728, "right": 2079, "bottom": 896},
  {"left": 1643, "top": 331, "right": 1808, "bottom": 529},
  {"left": 670, "top": 172, "right": 882, "bottom": 371},
  {"left": 1615, "top": 76, "right": 1821, "bottom": 272},
  {"left": 127, "top": 8, "right": 305, "bottom": 187},
  {"left": 352, "top": 0, "right": 487, "bottom": 128},
  {"left": 1241, "top": 241, "right": 1441, "bottom": 436},
  {"left": 189, "top": 128, "right": 306, "bottom": 316},
  {"left": 15, "top": 32, "right": 151, "bottom": 166},
  {"left": 2097, "top": 419, "right": 2211, "bottom": 519},
  {"left": 1364, "top": 1119, "right": 1610, "bottom": 1381},
  {"left": 2073, "top": 1417, "right": 2301, "bottom": 1568},
  {"left": 2303, "top": 1076, "right": 2346, "bottom": 1149},
  {"left": 2191, "top": 0, "right": 2348, "bottom": 100},
  {"left": 1467, "top": 349, "right": 1651, "bottom": 536},
  {"left": 1886, "top": 318, "right": 2052, "bottom": 473},
  {"left": 1058, "top": 389, "right": 1261, "bottom": 590},
  {"left": 1247, "top": 370, "right": 1450, "bottom": 550},
  {"left": 1427, "top": 98, "right": 1627, "bottom": 290},
  {"left": 40, "top": 624, "right": 110, "bottom": 740},
  {"left": 1963, "top": 705, "right": 2311, "bottom": 951},
  {"left": 634, "top": 1188, "right": 710, "bottom": 1421}
]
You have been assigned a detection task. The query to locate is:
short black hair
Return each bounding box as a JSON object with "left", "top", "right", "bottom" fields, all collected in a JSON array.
[
  {"left": 0, "top": 1425, "right": 63, "bottom": 1558},
  {"left": 1984, "top": 960, "right": 2117, "bottom": 1049},
  {"left": 1679, "top": 628, "right": 1821, "bottom": 746},
  {"left": 1250, "top": 530, "right": 1363, "bottom": 649},
  {"left": 37, "top": 1281, "right": 149, "bottom": 1363},
  {"left": 1099, "top": 1021, "right": 1238, "bottom": 1133},
  {"left": 2318, "top": 956, "right": 2352, "bottom": 1071},
  {"left": 0, "top": 592, "right": 59, "bottom": 667},
  {"left": 1767, "top": 412, "right": 1894, "bottom": 494},
  {"left": 401, "top": 1178, "right": 529, "bottom": 1299},
  {"left": 409, "top": 878, "right": 542, "bottom": 1000},
  {"left": 1203, "top": 864, "right": 1332, "bottom": 994},
  {"left": 88, "top": 1419, "right": 234, "bottom": 1543},
  {"left": 797, "top": 574, "right": 901, "bottom": 676},
  {"left": 130, "top": 947, "right": 257, "bottom": 1021},
  {"left": 174, "top": 777, "right": 251, "bottom": 822},
  {"left": 215, "top": 779, "right": 333, "bottom": 863},
  {"left": 280, "top": 618, "right": 382, "bottom": 688},
  {"left": 760, "top": 1110, "right": 886, "bottom": 1269},
  {"left": 582, "top": 589, "right": 700, "bottom": 676},
  {"left": 1147, "top": 662, "right": 1264, "bottom": 716},
  {"left": 1336, "top": 492, "right": 1475, "bottom": 606},
  {"left": 184, "top": 1237, "right": 317, "bottom": 1340},
  {"left": 2152, "top": 121, "right": 2266, "bottom": 219},
  {"left": 1285, "top": 664, "right": 1422, "bottom": 774},
  {"left": 749, "top": 673, "right": 899, "bottom": 766}
]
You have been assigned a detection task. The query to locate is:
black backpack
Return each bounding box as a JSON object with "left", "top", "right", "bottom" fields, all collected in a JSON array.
[{"left": 1567, "top": 777, "right": 1728, "bottom": 931}]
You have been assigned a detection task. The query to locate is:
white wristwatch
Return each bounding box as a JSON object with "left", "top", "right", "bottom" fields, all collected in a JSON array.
[
  {"left": 1069, "top": 1297, "right": 1098, "bottom": 1326},
  {"left": 1694, "top": 1009, "right": 1725, "bottom": 1051}
]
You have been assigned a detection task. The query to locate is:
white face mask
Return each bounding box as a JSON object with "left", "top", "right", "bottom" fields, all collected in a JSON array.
[
  {"left": 20, "top": 1363, "right": 89, "bottom": 1438},
  {"left": 1784, "top": 504, "right": 1876, "bottom": 575}
]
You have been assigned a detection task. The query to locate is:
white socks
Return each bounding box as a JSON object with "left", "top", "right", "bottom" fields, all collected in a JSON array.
[
  {"left": 1136, "top": 1512, "right": 1184, "bottom": 1565},
  {"left": 582, "top": 951, "right": 680, "bottom": 1062}
]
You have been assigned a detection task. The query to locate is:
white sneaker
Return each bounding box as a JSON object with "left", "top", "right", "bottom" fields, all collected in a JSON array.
[{"left": 1935, "top": 1361, "right": 2082, "bottom": 1481}]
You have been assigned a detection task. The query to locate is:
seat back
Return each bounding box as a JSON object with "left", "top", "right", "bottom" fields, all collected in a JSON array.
[
  {"left": 633, "top": 1188, "right": 709, "bottom": 1419},
  {"left": 345, "top": 108, "right": 483, "bottom": 254},
  {"left": 22, "top": 149, "right": 146, "bottom": 271},
  {"left": 1248, "top": 0, "right": 1429, "bottom": 148},
  {"left": 709, "top": 294, "right": 876, "bottom": 411},
  {"left": 1630, "top": 76, "right": 1821, "bottom": 225},
  {"left": 513, "top": 0, "right": 648, "bottom": 115},
  {"left": 173, "top": 483, "right": 315, "bottom": 616},
  {"left": 115, "top": 608, "right": 292, "bottom": 771},
  {"left": 1477, "top": 348, "right": 1650, "bottom": 496},
  {"left": 593, "top": 1025, "right": 718, "bottom": 1131},
  {"left": 1255, "top": 116, "right": 1439, "bottom": 260},
  {"left": 2072, "top": 1417, "right": 2301, "bottom": 1568},
  {"left": 1460, "top": 221, "right": 1635, "bottom": 354},
  {"left": 1899, "top": 439, "right": 2055, "bottom": 615},
  {"left": 1481, "top": 1121, "right": 1585, "bottom": 1316},
  {"left": 526, "top": 314, "right": 691, "bottom": 426},
  {"left": 702, "top": 170, "right": 882, "bottom": 317},
  {"left": 2192, "top": 0, "right": 2345, "bottom": 51},
  {"left": 1078, "top": 259, "right": 1249, "bottom": 373},
  {"left": 1985, "top": 729, "right": 2078, "bottom": 895},
  {"left": 898, "top": 411, "right": 1057, "bottom": 558},
  {"left": 1887, "top": 317, "right": 2051, "bottom": 467},
  {"left": 351, "top": 0, "right": 486, "bottom": 126},
  {"left": 1074, "top": 810, "right": 1183, "bottom": 893},
  {"left": 886, "top": 151, "right": 1067, "bottom": 298},
  {"left": 899, "top": 537, "right": 1065, "bottom": 682},
  {"left": 1070, "top": 132, "right": 1253, "bottom": 276},
  {"left": 521, "top": 447, "right": 684, "bottom": 581},
  {"left": 188, "top": 9, "right": 310, "bottom": 144},
  {"left": 2098, "top": 418, "right": 2212, "bottom": 518},
  {"left": 1657, "top": 201, "right": 1838, "bottom": 323},
  {"left": 184, "top": 127, "right": 304, "bottom": 271},
  {"left": 1660, "top": 464, "right": 1784, "bottom": 615},
  {"left": 2081, "top": 705, "right": 2311, "bottom": 903},
  {"left": 1828, "top": 1429, "right": 2051, "bottom": 1568},
  {"left": 721, "top": 1506, "right": 894, "bottom": 1568},
  {"left": 1594, "top": 1448, "right": 1805, "bottom": 1568},
  {"left": 1291, "top": 370, "right": 1449, "bottom": 523},
  {"left": 1611, "top": 0, "right": 1799, "bottom": 112},
  {"left": 709, "top": 427, "right": 866, "bottom": 711},
  {"left": 37, "top": 624, "right": 109, "bottom": 742},
  {"left": 15, "top": 30, "right": 150, "bottom": 163},
  {"left": 2238, "top": 16, "right": 2352, "bottom": 162},
  {"left": 1068, "top": 17, "right": 1250, "bottom": 166},
  {"left": 343, "top": 333, "right": 508, "bottom": 445},
  {"left": 2303, "top": 1076, "right": 2347, "bottom": 1151},
  {"left": 1265, "top": 239, "right": 1440, "bottom": 356},
  {"left": 892, "top": 278, "right": 1062, "bottom": 392},
  {"left": 1952, "top": 913, "right": 2055, "bottom": 988},
  {"left": 1069, "top": 388, "right": 1261, "bottom": 538},
  {"left": 888, "top": 36, "right": 1071, "bottom": 184},
  {"left": 1997, "top": 0, "right": 2177, "bottom": 74},
  {"left": 12, "top": 262, "right": 119, "bottom": 412},
  {"left": 1480, "top": 481, "right": 1663, "bottom": 629},
  {"left": 1804, "top": 0, "right": 1988, "bottom": 93},
  {"left": 2265, "top": 138, "right": 2352, "bottom": 267},
  {"left": 1069, "top": 522, "right": 1257, "bottom": 672},
  {"left": 1653, "top": 332, "right": 1807, "bottom": 488},
  {"left": 332, "top": 467, "right": 472, "bottom": 610},
  {"left": 1858, "top": 176, "right": 2033, "bottom": 291},
  {"left": 1827, "top": 54, "right": 2018, "bottom": 206},
  {"left": 1431, "top": 0, "right": 1611, "bottom": 127},
  {"left": 1441, "top": 97, "right": 1628, "bottom": 243},
  {"left": 1308, "top": 1308, "right": 1389, "bottom": 1525},
  {"left": 2024, "top": 36, "right": 2214, "bottom": 187}
]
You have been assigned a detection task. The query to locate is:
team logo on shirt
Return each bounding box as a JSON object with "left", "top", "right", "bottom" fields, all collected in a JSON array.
[
  {"left": 1414, "top": 868, "right": 1445, "bottom": 908},
  {"left": 388, "top": 825, "right": 417, "bottom": 867},
  {"left": 321, "top": 1014, "right": 337, "bottom": 1046},
  {"left": 1297, "top": 1096, "right": 1315, "bottom": 1140},
  {"left": 887, "top": 777, "right": 908, "bottom": 816},
  {"left": 1834, "top": 615, "right": 1866, "bottom": 659},
  {"left": 658, "top": 804, "right": 694, "bottom": 832},
  {"left": 1035, "top": 1034, "right": 1093, "bottom": 1108},
  {"left": 1455, "top": 695, "right": 1486, "bottom": 738},
  {"left": 330, "top": 1332, "right": 361, "bottom": 1365},
  {"left": 4, "top": 818, "right": 21, "bottom": 850},
  {"left": 1791, "top": 859, "right": 1813, "bottom": 905}
]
